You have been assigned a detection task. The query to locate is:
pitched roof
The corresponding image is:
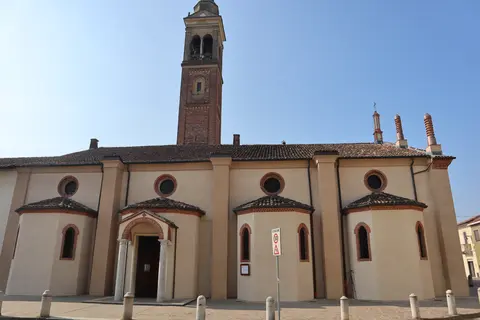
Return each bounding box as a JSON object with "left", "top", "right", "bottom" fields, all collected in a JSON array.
[
  {"left": 233, "top": 195, "right": 314, "bottom": 214},
  {"left": 16, "top": 197, "right": 97, "bottom": 216},
  {"left": 0, "top": 142, "right": 441, "bottom": 169},
  {"left": 457, "top": 215, "right": 480, "bottom": 226},
  {"left": 343, "top": 192, "right": 428, "bottom": 212},
  {"left": 120, "top": 197, "right": 206, "bottom": 216}
]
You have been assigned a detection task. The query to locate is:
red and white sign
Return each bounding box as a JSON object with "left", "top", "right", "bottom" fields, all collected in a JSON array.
[{"left": 271, "top": 228, "right": 282, "bottom": 256}]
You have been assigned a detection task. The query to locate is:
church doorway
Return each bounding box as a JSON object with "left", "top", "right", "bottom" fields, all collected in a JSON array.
[{"left": 135, "top": 236, "right": 160, "bottom": 298}]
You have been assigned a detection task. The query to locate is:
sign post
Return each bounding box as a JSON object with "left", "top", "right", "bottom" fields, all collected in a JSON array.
[{"left": 271, "top": 228, "right": 282, "bottom": 320}]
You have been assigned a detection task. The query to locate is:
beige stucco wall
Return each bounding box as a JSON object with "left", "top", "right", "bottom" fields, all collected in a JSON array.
[
  {"left": 0, "top": 171, "right": 17, "bottom": 250},
  {"left": 26, "top": 171, "right": 102, "bottom": 210},
  {"left": 237, "top": 211, "right": 313, "bottom": 302},
  {"left": 347, "top": 209, "right": 434, "bottom": 300},
  {"left": 458, "top": 225, "right": 480, "bottom": 278},
  {"left": 6, "top": 213, "right": 95, "bottom": 296}
]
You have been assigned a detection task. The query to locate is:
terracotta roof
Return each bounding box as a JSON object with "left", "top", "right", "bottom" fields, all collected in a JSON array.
[
  {"left": 16, "top": 197, "right": 97, "bottom": 216},
  {"left": 0, "top": 142, "right": 443, "bottom": 169},
  {"left": 343, "top": 192, "right": 428, "bottom": 212},
  {"left": 457, "top": 215, "right": 480, "bottom": 227},
  {"left": 233, "top": 195, "right": 314, "bottom": 214},
  {"left": 120, "top": 197, "right": 206, "bottom": 216}
]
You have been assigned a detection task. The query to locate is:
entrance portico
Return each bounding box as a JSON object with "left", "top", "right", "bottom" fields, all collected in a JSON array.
[{"left": 116, "top": 210, "right": 176, "bottom": 302}]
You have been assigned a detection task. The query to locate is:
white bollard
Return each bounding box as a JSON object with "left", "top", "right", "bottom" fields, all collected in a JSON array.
[
  {"left": 266, "top": 296, "right": 275, "bottom": 320},
  {"left": 40, "top": 290, "right": 52, "bottom": 318},
  {"left": 409, "top": 293, "right": 420, "bottom": 319},
  {"left": 446, "top": 289, "right": 457, "bottom": 316},
  {"left": 340, "top": 296, "right": 349, "bottom": 320},
  {"left": 0, "top": 291, "right": 4, "bottom": 316},
  {"left": 122, "top": 292, "right": 134, "bottom": 320},
  {"left": 196, "top": 295, "right": 206, "bottom": 320},
  {"left": 477, "top": 287, "right": 480, "bottom": 305}
]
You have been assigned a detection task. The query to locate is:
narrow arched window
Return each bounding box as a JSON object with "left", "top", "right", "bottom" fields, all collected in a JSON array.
[
  {"left": 355, "top": 223, "right": 371, "bottom": 261},
  {"left": 298, "top": 224, "right": 309, "bottom": 261},
  {"left": 203, "top": 34, "right": 213, "bottom": 58},
  {"left": 239, "top": 224, "right": 251, "bottom": 262},
  {"left": 190, "top": 35, "right": 201, "bottom": 58},
  {"left": 416, "top": 222, "right": 428, "bottom": 259},
  {"left": 60, "top": 225, "right": 78, "bottom": 260}
]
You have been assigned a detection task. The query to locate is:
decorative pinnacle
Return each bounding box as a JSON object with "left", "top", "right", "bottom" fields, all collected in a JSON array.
[
  {"left": 394, "top": 114, "right": 405, "bottom": 140},
  {"left": 424, "top": 113, "right": 437, "bottom": 146}
]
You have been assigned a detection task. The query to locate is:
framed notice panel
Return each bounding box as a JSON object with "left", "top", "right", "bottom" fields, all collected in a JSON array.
[{"left": 240, "top": 264, "right": 250, "bottom": 276}]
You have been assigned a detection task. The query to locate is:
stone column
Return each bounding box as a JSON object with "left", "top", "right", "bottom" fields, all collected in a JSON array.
[
  {"left": 128, "top": 241, "right": 137, "bottom": 293},
  {"left": 89, "top": 156, "right": 125, "bottom": 296},
  {"left": 313, "top": 151, "right": 344, "bottom": 299},
  {"left": 156, "top": 240, "right": 169, "bottom": 302},
  {"left": 210, "top": 155, "right": 231, "bottom": 299},
  {"left": 114, "top": 239, "right": 129, "bottom": 301},
  {"left": 0, "top": 168, "right": 31, "bottom": 291}
]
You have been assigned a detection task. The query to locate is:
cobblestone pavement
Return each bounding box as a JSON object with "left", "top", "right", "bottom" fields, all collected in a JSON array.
[{"left": 1, "top": 296, "right": 480, "bottom": 320}]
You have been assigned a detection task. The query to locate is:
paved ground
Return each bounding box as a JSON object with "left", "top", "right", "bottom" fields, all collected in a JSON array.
[{"left": 1, "top": 296, "right": 480, "bottom": 320}]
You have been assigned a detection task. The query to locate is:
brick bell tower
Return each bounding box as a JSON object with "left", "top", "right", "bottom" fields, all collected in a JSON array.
[{"left": 176, "top": 0, "right": 226, "bottom": 145}]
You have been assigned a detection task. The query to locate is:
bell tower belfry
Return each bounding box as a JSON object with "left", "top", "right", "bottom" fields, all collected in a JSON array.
[{"left": 176, "top": 0, "right": 226, "bottom": 145}]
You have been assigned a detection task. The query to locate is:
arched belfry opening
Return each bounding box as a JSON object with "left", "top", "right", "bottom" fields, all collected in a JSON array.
[
  {"left": 190, "top": 35, "right": 201, "bottom": 58},
  {"left": 203, "top": 34, "right": 213, "bottom": 58}
]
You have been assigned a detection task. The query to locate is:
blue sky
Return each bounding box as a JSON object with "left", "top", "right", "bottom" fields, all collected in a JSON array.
[{"left": 0, "top": 0, "right": 479, "bottom": 219}]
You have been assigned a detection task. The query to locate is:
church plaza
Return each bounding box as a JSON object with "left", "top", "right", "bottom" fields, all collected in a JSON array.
[{"left": 1, "top": 294, "right": 480, "bottom": 320}]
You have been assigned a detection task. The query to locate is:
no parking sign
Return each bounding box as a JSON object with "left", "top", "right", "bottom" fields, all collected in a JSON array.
[{"left": 271, "top": 228, "right": 282, "bottom": 256}]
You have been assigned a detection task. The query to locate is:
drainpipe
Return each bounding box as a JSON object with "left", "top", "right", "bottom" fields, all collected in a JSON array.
[
  {"left": 88, "top": 164, "right": 104, "bottom": 292},
  {"left": 125, "top": 165, "right": 131, "bottom": 207},
  {"left": 306, "top": 160, "right": 317, "bottom": 297},
  {"left": 409, "top": 159, "right": 418, "bottom": 201},
  {"left": 172, "top": 226, "right": 179, "bottom": 299},
  {"left": 336, "top": 158, "right": 348, "bottom": 297}
]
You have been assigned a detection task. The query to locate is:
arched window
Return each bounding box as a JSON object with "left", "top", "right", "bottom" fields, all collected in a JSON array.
[
  {"left": 190, "top": 35, "right": 201, "bottom": 58},
  {"left": 355, "top": 223, "right": 371, "bottom": 261},
  {"left": 416, "top": 222, "right": 428, "bottom": 259},
  {"left": 298, "top": 224, "right": 309, "bottom": 261},
  {"left": 60, "top": 225, "right": 79, "bottom": 260},
  {"left": 239, "top": 224, "right": 251, "bottom": 262},
  {"left": 203, "top": 34, "right": 213, "bottom": 58}
]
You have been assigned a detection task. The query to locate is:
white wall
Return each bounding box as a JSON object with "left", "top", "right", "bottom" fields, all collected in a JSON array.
[{"left": 0, "top": 170, "right": 17, "bottom": 250}]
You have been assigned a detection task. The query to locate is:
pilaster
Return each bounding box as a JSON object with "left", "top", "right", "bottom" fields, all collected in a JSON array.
[
  {"left": 0, "top": 168, "right": 31, "bottom": 291},
  {"left": 313, "top": 153, "right": 344, "bottom": 299},
  {"left": 428, "top": 158, "right": 469, "bottom": 296},
  {"left": 210, "top": 155, "right": 231, "bottom": 299},
  {"left": 89, "top": 157, "right": 125, "bottom": 295}
]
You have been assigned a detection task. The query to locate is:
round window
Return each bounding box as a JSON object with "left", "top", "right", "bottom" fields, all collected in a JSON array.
[
  {"left": 58, "top": 176, "right": 79, "bottom": 197},
  {"left": 364, "top": 171, "right": 387, "bottom": 192},
  {"left": 154, "top": 175, "right": 177, "bottom": 197},
  {"left": 260, "top": 173, "right": 285, "bottom": 195}
]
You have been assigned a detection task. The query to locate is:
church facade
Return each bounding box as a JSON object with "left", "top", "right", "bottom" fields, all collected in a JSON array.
[{"left": 0, "top": 0, "right": 468, "bottom": 302}]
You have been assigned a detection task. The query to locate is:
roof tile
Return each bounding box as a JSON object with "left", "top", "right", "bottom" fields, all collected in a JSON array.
[
  {"left": 233, "top": 195, "right": 313, "bottom": 213},
  {"left": 343, "top": 192, "right": 427, "bottom": 211},
  {"left": 120, "top": 197, "right": 206, "bottom": 216},
  {"left": 16, "top": 197, "right": 97, "bottom": 215}
]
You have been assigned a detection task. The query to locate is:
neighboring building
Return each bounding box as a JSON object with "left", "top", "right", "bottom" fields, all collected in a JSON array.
[
  {"left": 0, "top": 0, "right": 468, "bottom": 302},
  {"left": 458, "top": 216, "right": 480, "bottom": 279}
]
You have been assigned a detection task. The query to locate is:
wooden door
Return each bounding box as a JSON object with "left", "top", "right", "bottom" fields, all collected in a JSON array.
[{"left": 135, "top": 236, "right": 160, "bottom": 298}]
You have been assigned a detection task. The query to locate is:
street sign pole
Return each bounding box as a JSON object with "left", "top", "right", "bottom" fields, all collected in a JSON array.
[
  {"left": 271, "top": 228, "right": 282, "bottom": 320},
  {"left": 276, "top": 255, "right": 280, "bottom": 320}
]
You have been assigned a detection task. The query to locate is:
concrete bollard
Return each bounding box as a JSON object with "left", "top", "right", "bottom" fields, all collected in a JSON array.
[
  {"left": 446, "top": 289, "right": 457, "bottom": 316},
  {"left": 340, "top": 296, "right": 349, "bottom": 320},
  {"left": 122, "top": 292, "right": 134, "bottom": 320},
  {"left": 409, "top": 293, "right": 420, "bottom": 319},
  {"left": 477, "top": 287, "right": 480, "bottom": 305},
  {"left": 196, "top": 295, "right": 206, "bottom": 320},
  {"left": 266, "top": 296, "right": 275, "bottom": 320},
  {"left": 0, "top": 291, "right": 4, "bottom": 316},
  {"left": 40, "top": 290, "right": 52, "bottom": 318}
]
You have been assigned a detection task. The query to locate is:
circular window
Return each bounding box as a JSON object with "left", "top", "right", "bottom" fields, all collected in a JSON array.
[
  {"left": 260, "top": 173, "right": 285, "bottom": 195},
  {"left": 364, "top": 170, "right": 387, "bottom": 192},
  {"left": 58, "top": 176, "right": 79, "bottom": 197},
  {"left": 154, "top": 175, "right": 177, "bottom": 197}
]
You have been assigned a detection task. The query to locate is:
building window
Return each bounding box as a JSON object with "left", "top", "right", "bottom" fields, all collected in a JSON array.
[
  {"left": 354, "top": 223, "right": 371, "bottom": 261},
  {"left": 475, "top": 230, "right": 480, "bottom": 242},
  {"left": 58, "top": 176, "right": 79, "bottom": 197},
  {"left": 190, "top": 35, "right": 201, "bottom": 57},
  {"left": 298, "top": 224, "right": 309, "bottom": 261},
  {"left": 60, "top": 225, "right": 79, "bottom": 260},
  {"left": 239, "top": 224, "right": 251, "bottom": 262},
  {"left": 464, "top": 232, "right": 469, "bottom": 244},
  {"left": 364, "top": 170, "right": 387, "bottom": 192},
  {"left": 192, "top": 77, "right": 206, "bottom": 95},
  {"left": 196, "top": 82, "right": 202, "bottom": 93},
  {"left": 203, "top": 34, "right": 213, "bottom": 58},
  {"left": 260, "top": 173, "right": 285, "bottom": 195},
  {"left": 154, "top": 174, "right": 177, "bottom": 197},
  {"left": 416, "top": 222, "right": 428, "bottom": 259}
]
